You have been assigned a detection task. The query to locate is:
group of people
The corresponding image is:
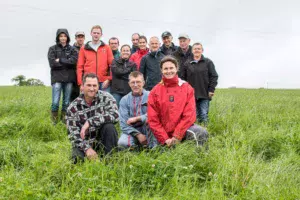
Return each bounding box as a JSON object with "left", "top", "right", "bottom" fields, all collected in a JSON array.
[{"left": 47, "top": 25, "right": 218, "bottom": 163}]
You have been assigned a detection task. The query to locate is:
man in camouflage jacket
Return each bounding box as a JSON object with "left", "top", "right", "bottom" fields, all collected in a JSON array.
[{"left": 66, "top": 73, "right": 119, "bottom": 163}]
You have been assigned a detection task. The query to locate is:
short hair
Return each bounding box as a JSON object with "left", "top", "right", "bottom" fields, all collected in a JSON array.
[
  {"left": 192, "top": 42, "right": 204, "bottom": 51},
  {"left": 149, "top": 36, "right": 160, "bottom": 43},
  {"left": 129, "top": 71, "right": 144, "bottom": 80},
  {"left": 109, "top": 37, "right": 119, "bottom": 44},
  {"left": 90, "top": 25, "right": 103, "bottom": 33},
  {"left": 132, "top": 33, "right": 140, "bottom": 38},
  {"left": 121, "top": 44, "right": 131, "bottom": 51},
  {"left": 82, "top": 73, "right": 99, "bottom": 84},
  {"left": 160, "top": 56, "right": 179, "bottom": 69},
  {"left": 139, "top": 35, "right": 147, "bottom": 43}
]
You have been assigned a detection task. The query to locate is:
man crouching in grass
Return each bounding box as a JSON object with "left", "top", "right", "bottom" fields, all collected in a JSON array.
[{"left": 66, "top": 73, "right": 119, "bottom": 164}]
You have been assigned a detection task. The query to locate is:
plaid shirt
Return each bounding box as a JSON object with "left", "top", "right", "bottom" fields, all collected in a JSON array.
[{"left": 66, "top": 91, "right": 119, "bottom": 152}]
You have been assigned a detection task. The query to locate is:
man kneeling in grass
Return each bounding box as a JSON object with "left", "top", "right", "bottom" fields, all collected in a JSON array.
[
  {"left": 66, "top": 73, "right": 119, "bottom": 163},
  {"left": 118, "top": 71, "right": 157, "bottom": 149},
  {"left": 148, "top": 56, "right": 208, "bottom": 147}
]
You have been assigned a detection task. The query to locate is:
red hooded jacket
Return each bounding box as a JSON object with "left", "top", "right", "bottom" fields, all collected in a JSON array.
[
  {"left": 77, "top": 41, "right": 113, "bottom": 85},
  {"left": 147, "top": 75, "right": 196, "bottom": 144},
  {"left": 129, "top": 48, "right": 149, "bottom": 70}
]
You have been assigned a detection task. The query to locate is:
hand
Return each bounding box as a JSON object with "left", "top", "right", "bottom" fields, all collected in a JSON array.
[
  {"left": 102, "top": 80, "right": 110, "bottom": 89},
  {"left": 171, "top": 137, "right": 180, "bottom": 145},
  {"left": 127, "top": 117, "right": 138, "bottom": 125},
  {"left": 136, "top": 133, "right": 147, "bottom": 145},
  {"left": 80, "top": 121, "right": 90, "bottom": 139},
  {"left": 85, "top": 148, "right": 98, "bottom": 160},
  {"left": 165, "top": 138, "right": 173, "bottom": 147},
  {"left": 55, "top": 58, "right": 59, "bottom": 62},
  {"left": 208, "top": 92, "right": 214, "bottom": 98}
]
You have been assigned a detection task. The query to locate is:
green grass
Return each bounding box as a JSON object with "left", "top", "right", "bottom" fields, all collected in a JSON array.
[{"left": 0, "top": 86, "right": 299, "bottom": 199}]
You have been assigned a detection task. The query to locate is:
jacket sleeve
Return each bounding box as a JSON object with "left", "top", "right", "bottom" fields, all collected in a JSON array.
[
  {"left": 48, "top": 46, "right": 62, "bottom": 69},
  {"left": 87, "top": 93, "right": 119, "bottom": 127},
  {"left": 147, "top": 90, "right": 170, "bottom": 145},
  {"left": 59, "top": 47, "right": 78, "bottom": 68},
  {"left": 173, "top": 85, "right": 196, "bottom": 140},
  {"left": 111, "top": 60, "right": 133, "bottom": 77},
  {"left": 66, "top": 106, "right": 91, "bottom": 152},
  {"left": 119, "top": 97, "right": 142, "bottom": 136},
  {"left": 104, "top": 46, "right": 114, "bottom": 81},
  {"left": 77, "top": 47, "right": 85, "bottom": 85},
  {"left": 207, "top": 60, "right": 218, "bottom": 92},
  {"left": 139, "top": 56, "right": 147, "bottom": 80}
]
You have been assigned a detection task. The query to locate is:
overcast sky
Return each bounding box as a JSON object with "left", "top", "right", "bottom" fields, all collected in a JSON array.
[{"left": 1, "top": 0, "right": 299, "bottom": 88}]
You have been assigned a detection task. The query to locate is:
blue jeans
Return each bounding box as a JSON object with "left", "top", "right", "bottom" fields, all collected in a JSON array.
[
  {"left": 51, "top": 82, "right": 73, "bottom": 112},
  {"left": 196, "top": 99, "right": 210, "bottom": 124},
  {"left": 99, "top": 82, "right": 111, "bottom": 93},
  {"left": 111, "top": 93, "right": 125, "bottom": 108}
]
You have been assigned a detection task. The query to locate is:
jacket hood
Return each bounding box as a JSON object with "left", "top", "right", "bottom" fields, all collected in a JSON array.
[
  {"left": 84, "top": 40, "right": 106, "bottom": 50},
  {"left": 56, "top": 29, "right": 70, "bottom": 44}
]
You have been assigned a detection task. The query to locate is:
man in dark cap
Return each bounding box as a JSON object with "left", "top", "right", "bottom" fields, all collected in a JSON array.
[{"left": 160, "top": 31, "right": 178, "bottom": 55}]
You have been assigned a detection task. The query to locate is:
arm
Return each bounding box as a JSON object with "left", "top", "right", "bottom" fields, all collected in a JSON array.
[
  {"left": 147, "top": 91, "right": 170, "bottom": 145},
  {"left": 139, "top": 56, "right": 147, "bottom": 80},
  {"left": 119, "top": 97, "right": 143, "bottom": 136},
  {"left": 173, "top": 85, "right": 196, "bottom": 140},
  {"left": 66, "top": 106, "right": 91, "bottom": 152},
  {"left": 207, "top": 60, "right": 218, "bottom": 92},
  {"left": 77, "top": 47, "right": 85, "bottom": 85},
  {"left": 104, "top": 46, "right": 114, "bottom": 81},
  {"left": 87, "top": 93, "right": 119, "bottom": 127},
  {"left": 48, "top": 46, "right": 62, "bottom": 69},
  {"left": 181, "top": 62, "right": 188, "bottom": 81},
  {"left": 59, "top": 47, "right": 78, "bottom": 68}
]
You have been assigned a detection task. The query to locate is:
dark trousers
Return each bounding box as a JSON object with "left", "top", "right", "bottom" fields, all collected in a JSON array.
[
  {"left": 70, "top": 83, "right": 80, "bottom": 103},
  {"left": 72, "top": 123, "right": 118, "bottom": 164},
  {"left": 196, "top": 99, "right": 210, "bottom": 124}
]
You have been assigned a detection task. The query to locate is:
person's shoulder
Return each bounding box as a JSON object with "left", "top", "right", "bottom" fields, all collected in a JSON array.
[
  {"left": 119, "top": 92, "right": 131, "bottom": 106},
  {"left": 49, "top": 44, "right": 57, "bottom": 50}
]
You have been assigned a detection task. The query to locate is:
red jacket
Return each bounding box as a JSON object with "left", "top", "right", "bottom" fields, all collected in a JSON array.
[
  {"left": 148, "top": 75, "right": 196, "bottom": 144},
  {"left": 77, "top": 41, "right": 113, "bottom": 85},
  {"left": 129, "top": 48, "right": 149, "bottom": 70}
]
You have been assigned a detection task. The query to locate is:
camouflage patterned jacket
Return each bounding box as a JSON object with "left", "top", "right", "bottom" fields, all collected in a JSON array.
[{"left": 66, "top": 91, "right": 119, "bottom": 152}]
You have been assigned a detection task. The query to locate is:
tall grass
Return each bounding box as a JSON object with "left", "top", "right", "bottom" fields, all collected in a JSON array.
[{"left": 0, "top": 86, "right": 299, "bottom": 199}]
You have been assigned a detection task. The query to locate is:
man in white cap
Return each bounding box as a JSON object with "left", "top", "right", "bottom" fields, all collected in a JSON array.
[
  {"left": 160, "top": 31, "right": 178, "bottom": 55},
  {"left": 171, "top": 33, "right": 193, "bottom": 78},
  {"left": 73, "top": 31, "right": 85, "bottom": 52}
]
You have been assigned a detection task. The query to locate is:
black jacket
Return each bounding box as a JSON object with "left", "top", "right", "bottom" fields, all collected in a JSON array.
[
  {"left": 111, "top": 58, "right": 137, "bottom": 95},
  {"left": 171, "top": 46, "right": 193, "bottom": 78},
  {"left": 140, "top": 50, "right": 165, "bottom": 90},
  {"left": 48, "top": 29, "right": 77, "bottom": 84},
  {"left": 182, "top": 55, "right": 218, "bottom": 100},
  {"left": 160, "top": 42, "right": 178, "bottom": 56}
]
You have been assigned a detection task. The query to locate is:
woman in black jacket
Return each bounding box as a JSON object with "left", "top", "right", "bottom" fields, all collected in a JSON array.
[
  {"left": 111, "top": 44, "right": 137, "bottom": 107},
  {"left": 47, "top": 29, "right": 77, "bottom": 124}
]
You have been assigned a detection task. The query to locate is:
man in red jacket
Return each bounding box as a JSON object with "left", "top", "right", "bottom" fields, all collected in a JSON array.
[
  {"left": 148, "top": 56, "right": 208, "bottom": 147},
  {"left": 77, "top": 25, "right": 113, "bottom": 92}
]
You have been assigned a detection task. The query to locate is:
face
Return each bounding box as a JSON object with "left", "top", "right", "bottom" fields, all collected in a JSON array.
[
  {"left": 161, "top": 61, "right": 178, "bottom": 79},
  {"left": 82, "top": 77, "right": 99, "bottom": 99},
  {"left": 90, "top": 28, "right": 102, "bottom": 42},
  {"left": 149, "top": 37, "right": 160, "bottom": 52},
  {"left": 75, "top": 35, "right": 85, "bottom": 45},
  {"left": 129, "top": 76, "right": 145, "bottom": 94},
  {"left": 121, "top": 46, "right": 131, "bottom": 59},
  {"left": 162, "top": 36, "right": 172, "bottom": 47},
  {"left": 138, "top": 38, "right": 147, "bottom": 50},
  {"left": 192, "top": 44, "right": 203, "bottom": 58},
  {"left": 59, "top": 33, "right": 67, "bottom": 44},
  {"left": 109, "top": 39, "right": 119, "bottom": 51},
  {"left": 132, "top": 34, "right": 139, "bottom": 46},
  {"left": 179, "top": 38, "right": 190, "bottom": 50}
]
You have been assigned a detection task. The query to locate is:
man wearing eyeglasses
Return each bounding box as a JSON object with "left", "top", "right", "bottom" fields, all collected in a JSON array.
[
  {"left": 109, "top": 37, "right": 120, "bottom": 60},
  {"left": 117, "top": 71, "right": 157, "bottom": 149}
]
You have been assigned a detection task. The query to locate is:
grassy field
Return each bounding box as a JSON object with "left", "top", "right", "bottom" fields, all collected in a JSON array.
[{"left": 0, "top": 86, "right": 299, "bottom": 199}]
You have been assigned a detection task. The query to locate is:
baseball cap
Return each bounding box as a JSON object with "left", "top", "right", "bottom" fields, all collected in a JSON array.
[
  {"left": 75, "top": 31, "right": 85, "bottom": 37},
  {"left": 178, "top": 33, "right": 190, "bottom": 39},
  {"left": 161, "top": 31, "right": 172, "bottom": 38}
]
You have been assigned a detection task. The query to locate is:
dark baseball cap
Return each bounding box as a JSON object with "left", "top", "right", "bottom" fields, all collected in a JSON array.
[{"left": 161, "top": 31, "right": 172, "bottom": 38}]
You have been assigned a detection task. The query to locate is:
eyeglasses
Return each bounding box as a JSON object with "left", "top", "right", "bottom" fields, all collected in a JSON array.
[{"left": 129, "top": 81, "right": 143, "bottom": 85}]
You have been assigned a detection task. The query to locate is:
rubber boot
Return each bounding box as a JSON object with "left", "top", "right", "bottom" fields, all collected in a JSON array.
[
  {"left": 51, "top": 111, "right": 59, "bottom": 125},
  {"left": 61, "top": 111, "right": 66, "bottom": 124}
]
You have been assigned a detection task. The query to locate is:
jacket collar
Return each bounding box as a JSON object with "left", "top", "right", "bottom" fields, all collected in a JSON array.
[{"left": 84, "top": 40, "right": 105, "bottom": 50}]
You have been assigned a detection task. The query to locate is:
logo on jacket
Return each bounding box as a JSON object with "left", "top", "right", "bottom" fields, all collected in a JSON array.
[{"left": 169, "top": 95, "right": 174, "bottom": 102}]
